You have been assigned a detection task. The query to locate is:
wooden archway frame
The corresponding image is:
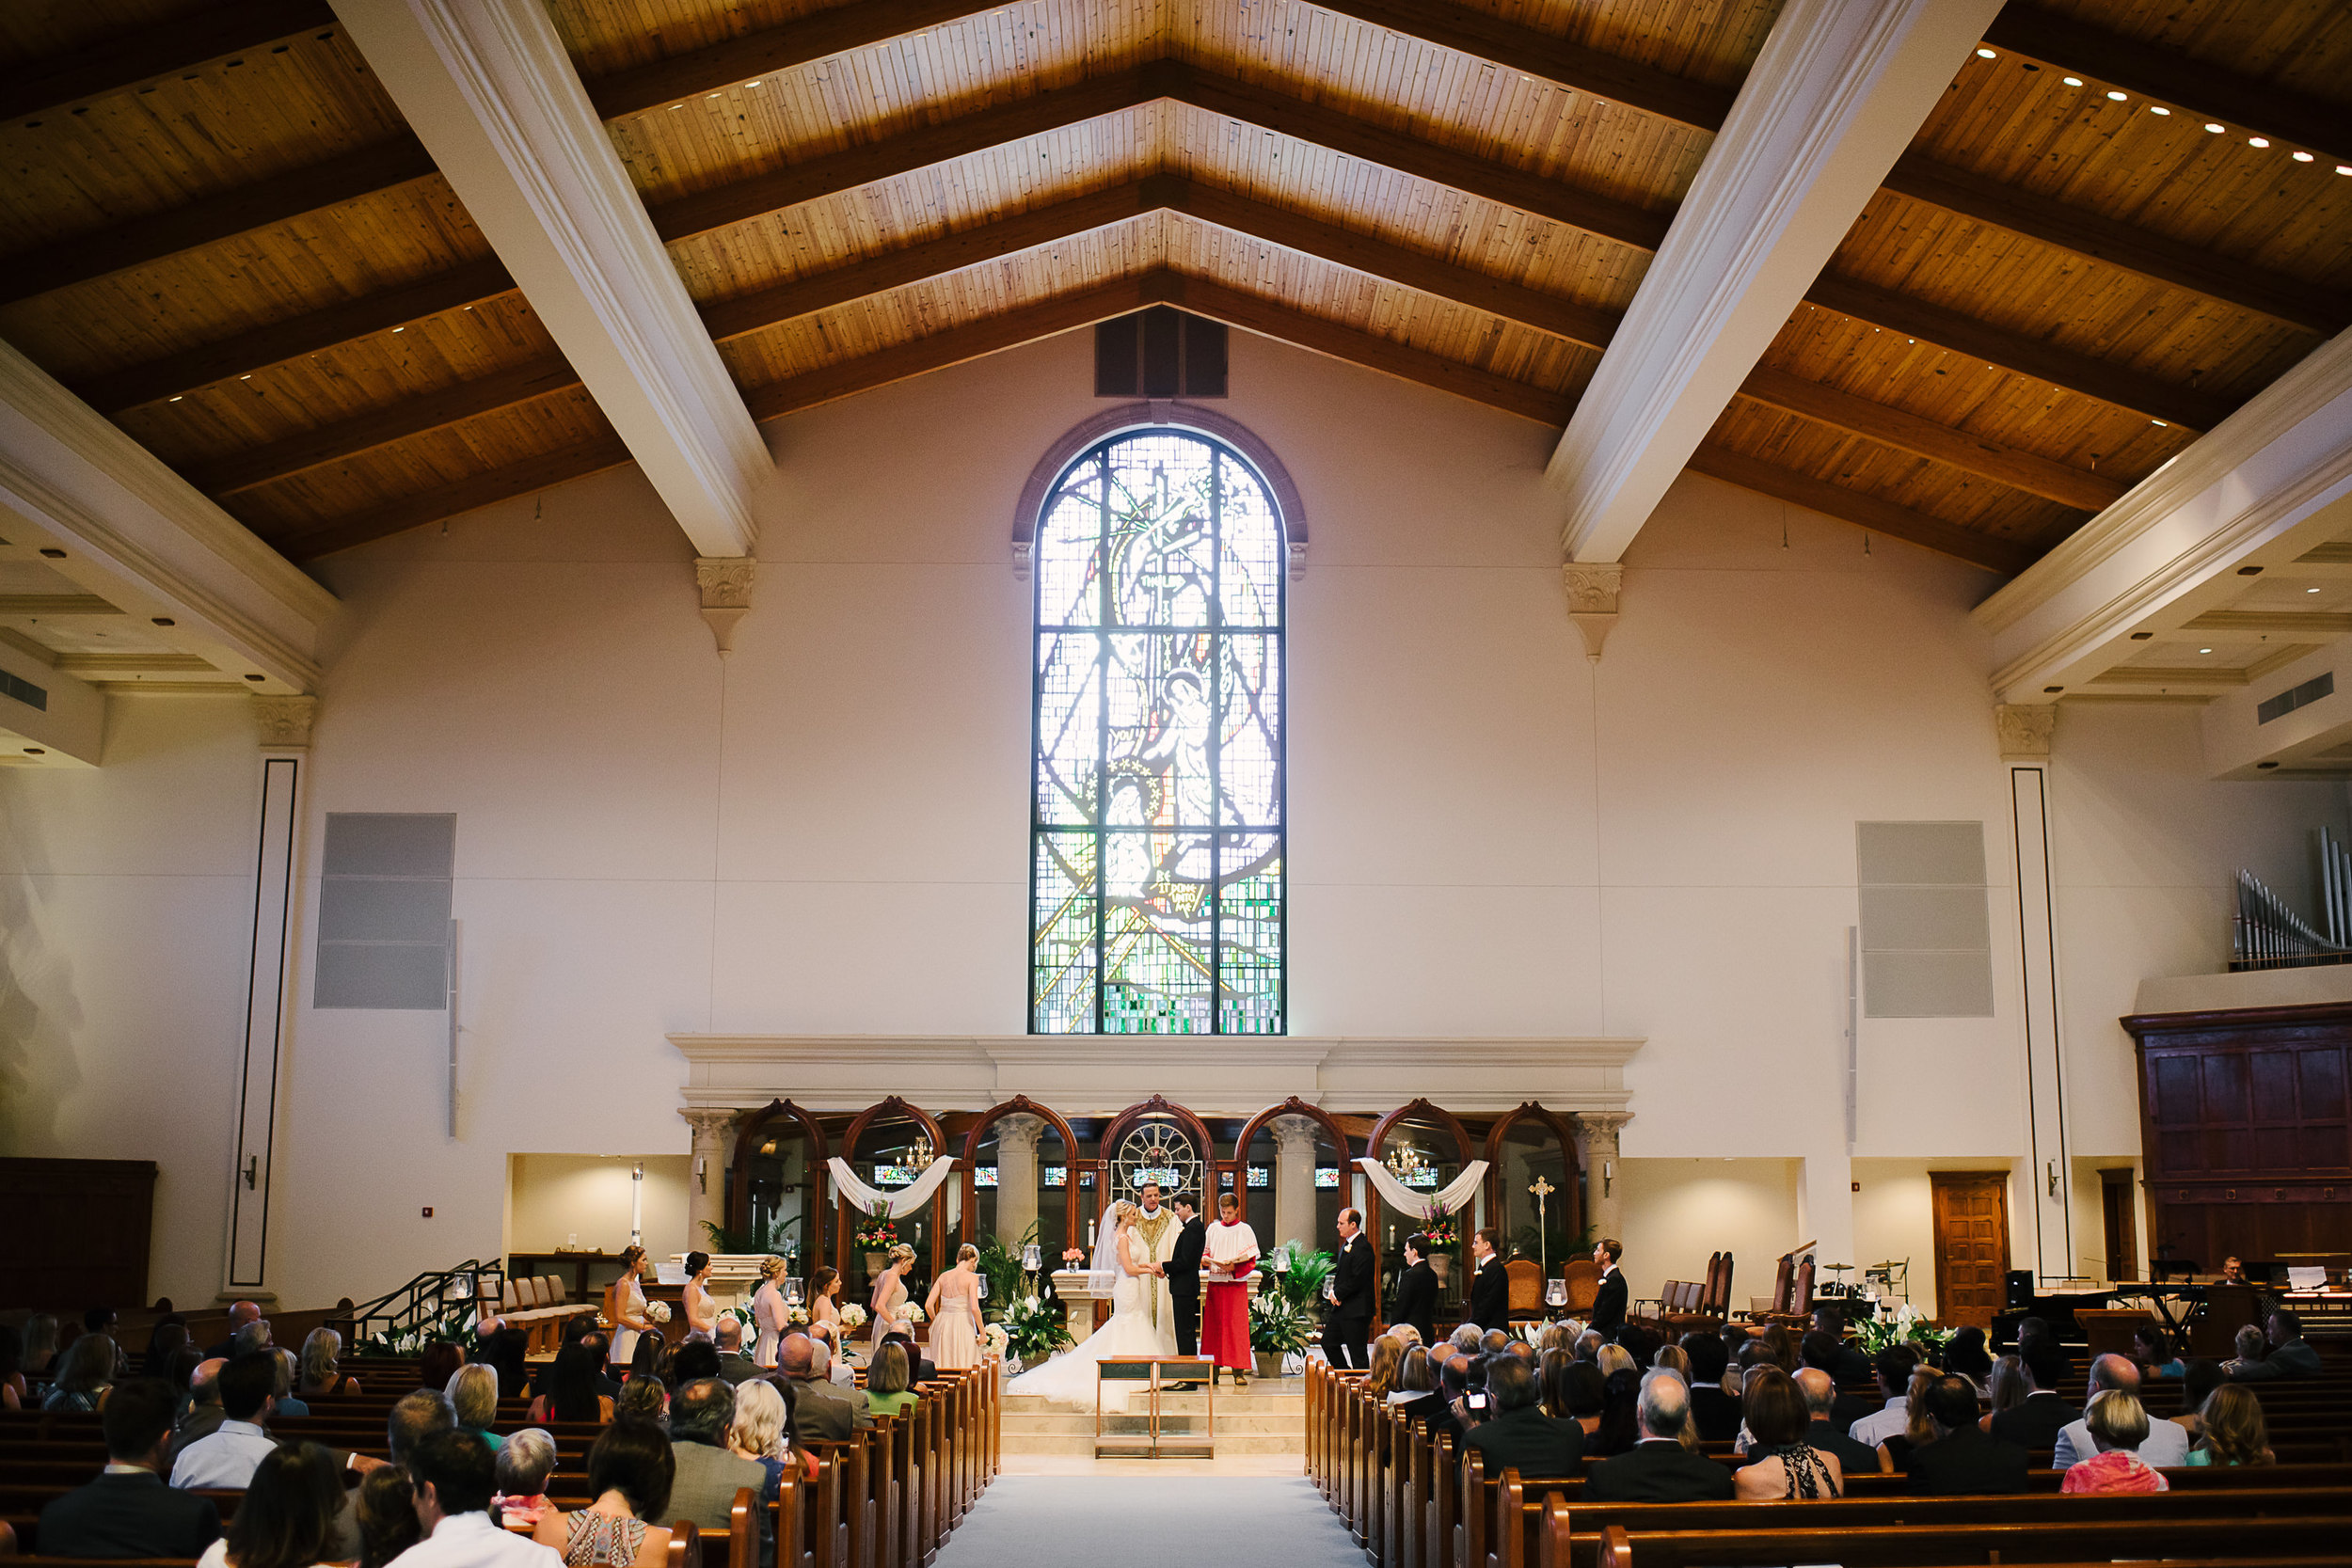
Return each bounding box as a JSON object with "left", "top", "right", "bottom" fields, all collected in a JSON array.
[
  {"left": 1481, "top": 1101, "right": 1584, "bottom": 1264},
  {"left": 726, "top": 1099, "right": 830, "bottom": 1283},
  {"left": 1228, "top": 1096, "right": 1355, "bottom": 1232},
  {"left": 835, "top": 1097, "right": 950, "bottom": 1282},
  {"left": 1366, "top": 1099, "right": 1477, "bottom": 1276},
  {"left": 957, "top": 1095, "right": 1086, "bottom": 1256},
  {"left": 1095, "top": 1095, "right": 1219, "bottom": 1210}
]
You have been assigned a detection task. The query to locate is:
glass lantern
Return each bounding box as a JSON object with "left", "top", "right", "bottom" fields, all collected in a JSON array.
[
  {"left": 783, "top": 1276, "right": 804, "bottom": 1307},
  {"left": 977, "top": 1274, "right": 989, "bottom": 1302},
  {"left": 1544, "top": 1279, "right": 1567, "bottom": 1308},
  {"left": 1021, "top": 1243, "right": 1042, "bottom": 1273}
]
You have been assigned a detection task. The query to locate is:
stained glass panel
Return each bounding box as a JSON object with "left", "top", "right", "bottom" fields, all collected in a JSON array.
[{"left": 1031, "top": 428, "right": 1285, "bottom": 1034}]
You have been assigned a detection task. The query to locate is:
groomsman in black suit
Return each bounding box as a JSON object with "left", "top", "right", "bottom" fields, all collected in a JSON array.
[
  {"left": 1327, "top": 1209, "right": 1376, "bottom": 1370},
  {"left": 1588, "top": 1238, "right": 1629, "bottom": 1338},
  {"left": 1468, "top": 1227, "right": 1510, "bottom": 1332},
  {"left": 1391, "top": 1234, "right": 1439, "bottom": 1346},
  {"left": 1168, "top": 1196, "right": 1207, "bottom": 1365}
]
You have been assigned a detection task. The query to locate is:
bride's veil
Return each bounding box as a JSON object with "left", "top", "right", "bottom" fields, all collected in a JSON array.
[{"left": 1085, "top": 1207, "right": 1123, "bottom": 1295}]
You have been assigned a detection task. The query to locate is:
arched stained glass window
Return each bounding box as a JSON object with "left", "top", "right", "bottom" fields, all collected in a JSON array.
[{"left": 1031, "top": 428, "right": 1285, "bottom": 1035}]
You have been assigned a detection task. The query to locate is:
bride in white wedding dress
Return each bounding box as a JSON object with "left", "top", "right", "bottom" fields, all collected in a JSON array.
[{"left": 1006, "top": 1201, "right": 1172, "bottom": 1411}]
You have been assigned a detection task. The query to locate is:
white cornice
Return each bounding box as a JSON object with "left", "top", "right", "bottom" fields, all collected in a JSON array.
[
  {"left": 670, "top": 1033, "right": 1644, "bottom": 1117},
  {"left": 0, "top": 336, "right": 332, "bottom": 692},
  {"left": 335, "top": 0, "right": 772, "bottom": 558},
  {"left": 1550, "top": 0, "right": 2002, "bottom": 564},
  {"left": 1976, "top": 327, "right": 2352, "bottom": 701}
]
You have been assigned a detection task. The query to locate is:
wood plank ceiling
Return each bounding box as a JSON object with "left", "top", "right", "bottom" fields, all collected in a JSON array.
[{"left": 0, "top": 0, "right": 2346, "bottom": 577}]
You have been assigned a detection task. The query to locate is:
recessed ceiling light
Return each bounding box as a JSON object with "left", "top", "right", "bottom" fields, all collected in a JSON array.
[
  {"left": 1976, "top": 47, "right": 1996, "bottom": 58},
  {"left": 747, "top": 80, "right": 762, "bottom": 87},
  {"left": 2340, "top": 166, "right": 2352, "bottom": 176},
  {"left": 169, "top": 395, "right": 183, "bottom": 402},
  {"left": 2106, "top": 89, "right": 2127, "bottom": 101},
  {"left": 707, "top": 92, "right": 721, "bottom": 99},
  {"left": 2062, "top": 75, "right": 2083, "bottom": 87},
  {"left": 2293, "top": 150, "right": 2314, "bottom": 162},
  {"left": 2152, "top": 419, "right": 2168, "bottom": 427},
  {"left": 2205, "top": 122, "right": 2225, "bottom": 134},
  {"left": 2200, "top": 647, "right": 2215, "bottom": 654},
  {"left": 240, "top": 373, "right": 251, "bottom": 380},
  {"left": 2150, "top": 105, "right": 2170, "bottom": 116},
  {"left": 2310, "top": 587, "right": 2323, "bottom": 594},
  {"left": 2249, "top": 136, "right": 2270, "bottom": 148}
]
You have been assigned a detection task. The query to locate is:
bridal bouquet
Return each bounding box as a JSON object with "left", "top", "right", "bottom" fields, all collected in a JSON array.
[
  {"left": 837, "top": 1304, "right": 868, "bottom": 1332},
  {"left": 904, "top": 1305, "right": 926, "bottom": 1324},
  {"left": 981, "top": 1323, "right": 1011, "bottom": 1362},
  {"left": 645, "top": 1301, "right": 673, "bottom": 1324},
  {"left": 787, "top": 1306, "right": 810, "bottom": 1327}
]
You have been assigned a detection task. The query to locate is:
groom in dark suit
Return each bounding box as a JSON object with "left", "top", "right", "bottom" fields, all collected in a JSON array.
[
  {"left": 1589, "top": 1238, "right": 1629, "bottom": 1339},
  {"left": 1327, "top": 1210, "right": 1375, "bottom": 1370},
  {"left": 1168, "top": 1196, "right": 1207, "bottom": 1364}
]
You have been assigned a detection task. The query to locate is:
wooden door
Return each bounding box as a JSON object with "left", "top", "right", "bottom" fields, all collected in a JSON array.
[
  {"left": 1930, "top": 1171, "right": 2010, "bottom": 1329},
  {"left": 2098, "top": 1167, "right": 2138, "bottom": 1282}
]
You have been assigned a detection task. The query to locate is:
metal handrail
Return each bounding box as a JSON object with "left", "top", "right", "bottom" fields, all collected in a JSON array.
[{"left": 342, "top": 1258, "right": 507, "bottom": 1346}]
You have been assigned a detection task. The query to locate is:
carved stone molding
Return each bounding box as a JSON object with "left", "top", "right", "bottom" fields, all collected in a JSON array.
[
  {"left": 251, "top": 694, "right": 317, "bottom": 749},
  {"left": 1995, "top": 702, "right": 2057, "bottom": 761},
  {"left": 1562, "top": 562, "right": 1622, "bottom": 661},
  {"left": 695, "top": 557, "right": 755, "bottom": 655}
]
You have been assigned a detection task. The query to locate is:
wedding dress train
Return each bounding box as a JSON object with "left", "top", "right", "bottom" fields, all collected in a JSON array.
[{"left": 1004, "top": 1227, "right": 1172, "bottom": 1412}]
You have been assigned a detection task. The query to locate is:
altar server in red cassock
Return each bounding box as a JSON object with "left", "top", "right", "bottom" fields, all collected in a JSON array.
[{"left": 1201, "top": 1193, "right": 1261, "bottom": 1386}]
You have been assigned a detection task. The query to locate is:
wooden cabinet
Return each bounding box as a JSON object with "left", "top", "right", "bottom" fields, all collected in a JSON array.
[{"left": 2122, "top": 1002, "right": 2352, "bottom": 1270}]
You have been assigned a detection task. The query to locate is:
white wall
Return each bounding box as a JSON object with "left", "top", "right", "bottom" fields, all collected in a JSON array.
[
  {"left": 1, "top": 327, "right": 2332, "bottom": 1311},
  {"left": 1616, "top": 1159, "right": 1802, "bottom": 1311},
  {"left": 506, "top": 1154, "right": 689, "bottom": 1259}
]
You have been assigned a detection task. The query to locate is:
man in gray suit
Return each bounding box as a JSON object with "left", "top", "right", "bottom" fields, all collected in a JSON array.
[
  {"left": 667, "top": 1380, "right": 771, "bottom": 1548},
  {"left": 778, "top": 1335, "right": 869, "bottom": 1439},
  {"left": 2052, "top": 1355, "right": 2188, "bottom": 1469},
  {"left": 2229, "top": 1310, "right": 2324, "bottom": 1382},
  {"left": 712, "top": 1318, "right": 761, "bottom": 1386}
]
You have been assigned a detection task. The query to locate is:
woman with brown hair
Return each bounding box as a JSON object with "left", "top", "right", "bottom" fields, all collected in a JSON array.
[
  {"left": 534, "top": 1421, "right": 675, "bottom": 1568},
  {"left": 1362, "top": 1335, "right": 1405, "bottom": 1400},
  {"left": 1874, "top": 1361, "right": 1940, "bottom": 1474},
  {"left": 1979, "top": 1354, "right": 2029, "bottom": 1433},
  {"left": 808, "top": 1267, "right": 844, "bottom": 1352},
  {"left": 355, "top": 1465, "right": 421, "bottom": 1568},
  {"left": 195, "top": 1442, "right": 345, "bottom": 1568},
  {"left": 1735, "top": 1366, "right": 1842, "bottom": 1498},
  {"left": 2187, "top": 1384, "right": 2274, "bottom": 1467}
]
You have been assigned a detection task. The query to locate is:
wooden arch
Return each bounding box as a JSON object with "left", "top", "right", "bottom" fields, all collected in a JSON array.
[
  {"left": 1481, "top": 1101, "right": 1584, "bottom": 1261},
  {"left": 1366, "top": 1099, "right": 1478, "bottom": 1272},
  {"left": 957, "top": 1095, "right": 1085, "bottom": 1255},
  {"left": 1095, "top": 1095, "right": 1218, "bottom": 1207},
  {"left": 834, "top": 1097, "right": 950, "bottom": 1281},
  {"left": 726, "top": 1099, "right": 831, "bottom": 1273},
  {"left": 1228, "top": 1096, "right": 1355, "bottom": 1230}
]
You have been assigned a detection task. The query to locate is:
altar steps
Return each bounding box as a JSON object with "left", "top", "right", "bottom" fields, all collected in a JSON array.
[{"left": 1000, "top": 1382, "right": 1307, "bottom": 1457}]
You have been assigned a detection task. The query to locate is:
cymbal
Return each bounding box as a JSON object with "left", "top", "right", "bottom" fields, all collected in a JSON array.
[{"left": 1821, "top": 1263, "right": 1854, "bottom": 1274}]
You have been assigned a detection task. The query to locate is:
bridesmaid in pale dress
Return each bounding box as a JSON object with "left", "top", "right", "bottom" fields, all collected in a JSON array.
[
  {"left": 607, "top": 1247, "right": 655, "bottom": 1376},
  {"left": 807, "top": 1268, "right": 843, "bottom": 1353},
  {"left": 751, "top": 1258, "right": 789, "bottom": 1370},
  {"left": 681, "top": 1252, "right": 719, "bottom": 1344},
  {"left": 923, "top": 1245, "right": 982, "bottom": 1370},
  {"left": 868, "top": 1245, "right": 916, "bottom": 1347}
]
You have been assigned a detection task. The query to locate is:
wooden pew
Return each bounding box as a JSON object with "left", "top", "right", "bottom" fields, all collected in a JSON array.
[{"left": 1547, "top": 1509, "right": 2352, "bottom": 1568}]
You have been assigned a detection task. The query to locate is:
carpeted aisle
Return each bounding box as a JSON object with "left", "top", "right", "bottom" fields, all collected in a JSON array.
[{"left": 936, "top": 1477, "right": 1362, "bottom": 1568}]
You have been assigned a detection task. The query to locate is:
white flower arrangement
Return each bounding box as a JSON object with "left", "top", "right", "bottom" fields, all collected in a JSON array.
[
  {"left": 981, "top": 1323, "right": 1010, "bottom": 1357},
  {"left": 904, "top": 1305, "right": 926, "bottom": 1324},
  {"left": 787, "top": 1307, "right": 810, "bottom": 1326},
  {"left": 838, "top": 1303, "right": 868, "bottom": 1331},
  {"left": 646, "top": 1301, "right": 673, "bottom": 1324}
]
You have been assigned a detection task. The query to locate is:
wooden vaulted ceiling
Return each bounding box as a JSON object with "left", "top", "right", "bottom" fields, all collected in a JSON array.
[{"left": 0, "top": 0, "right": 2348, "bottom": 575}]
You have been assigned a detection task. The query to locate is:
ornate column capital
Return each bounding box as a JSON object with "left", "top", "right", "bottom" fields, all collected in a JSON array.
[
  {"left": 695, "top": 557, "right": 756, "bottom": 655},
  {"left": 1269, "top": 1113, "right": 1321, "bottom": 1155},
  {"left": 680, "top": 1107, "right": 738, "bottom": 1145},
  {"left": 1568, "top": 1112, "right": 1632, "bottom": 1152},
  {"left": 1562, "top": 562, "right": 1622, "bottom": 662},
  {"left": 993, "top": 1112, "right": 1046, "bottom": 1155},
  {"left": 252, "top": 694, "right": 317, "bottom": 749},
  {"left": 1995, "top": 702, "right": 2056, "bottom": 761}
]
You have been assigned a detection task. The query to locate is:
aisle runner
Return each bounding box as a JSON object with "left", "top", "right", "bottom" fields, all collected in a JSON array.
[{"left": 935, "top": 1477, "right": 1360, "bottom": 1568}]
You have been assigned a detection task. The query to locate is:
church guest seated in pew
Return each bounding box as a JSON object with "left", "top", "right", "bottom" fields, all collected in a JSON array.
[
  {"left": 1986, "top": 1353, "right": 2078, "bottom": 1450},
  {"left": 1799, "top": 1331, "right": 1873, "bottom": 1429},
  {"left": 2169, "top": 1359, "right": 2228, "bottom": 1444},
  {"left": 173, "top": 1351, "right": 280, "bottom": 1490},
  {"left": 2188, "top": 1384, "right": 2277, "bottom": 1468},
  {"left": 665, "top": 1378, "right": 771, "bottom": 1553},
  {"left": 1582, "top": 1373, "right": 1734, "bottom": 1501},
  {"left": 197, "top": 1441, "right": 348, "bottom": 1568},
  {"left": 2016, "top": 1315, "right": 2073, "bottom": 1390},
  {"left": 532, "top": 1420, "right": 673, "bottom": 1568},
  {"left": 776, "top": 1334, "right": 866, "bottom": 1438},
  {"left": 494, "top": 1429, "right": 560, "bottom": 1528},
  {"left": 39, "top": 1376, "right": 222, "bottom": 1559},
  {"left": 1849, "top": 1348, "right": 1923, "bottom": 1449},
  {"left": 357, "top": 1464, "right": 422, "bottom": 1568},
  {"left": 1793, "top": 1367, "right": 1884, "bottom": 1475},
  {"left": 400, "top": 1431, "right": 561, "bottom": 1568},
  {"left": 2056, "top": 1355, "right": 2190, "bottom": 1469},
  {"left": 1678, "top": 1335, "right": 1740, "bottom": 1444},
  {"left": 2229, "top": 1309, "right": 2323, "bottom": 1382},
  {"left": 529, "top": 1345, "right": 614, "bottom": 1426},
  {"left": 1906, "top": 1374, "right": 2030, "bottom": 1496},
  {"left": 2061, "top": 1392, "right": 2170, "bottom": 1494},
  {"left": 296, "top": 1328, "right": 362, "bottom": 1402},
  {"left": 1735, "top": 1367, "right": 1843, "bottom": 1497},
  {"left": 1462, "top": 1354, "right": 1583, "bottom": 1481}
]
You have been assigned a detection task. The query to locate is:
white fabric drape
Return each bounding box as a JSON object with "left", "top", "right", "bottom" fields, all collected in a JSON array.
[
  {"left": 1355, "top": 1158, "right": 1489, "bottom": 1222},
  {"left": 829, "top": 1155, "right": 958, "bottom": 1219}
]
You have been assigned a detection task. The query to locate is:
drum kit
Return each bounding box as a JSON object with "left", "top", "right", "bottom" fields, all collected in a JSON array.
[{"left": 1815, "top": 1259, "right": 1909, "bottom": 1313}]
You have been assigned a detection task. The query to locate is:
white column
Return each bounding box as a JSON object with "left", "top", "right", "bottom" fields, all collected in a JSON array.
[
  {"left": 993, "top": 1114, "right": 1045, "bottom": 1248},
  {"left": 1272, "top": 1115, "right": 1320, "bottom": 1253},
  {"left": 1798, "top": 1153, "right": 1855, "bottom": 1277},
  {"left": 1570, "top": 1114, "right": 1632, "bottom": 1249},
  {"left": 682, "top": 1109, "right": 735, "bottom": 1248},
  {"left": 2000, "top": 704, "right": 2071, "bottom": 1276}
]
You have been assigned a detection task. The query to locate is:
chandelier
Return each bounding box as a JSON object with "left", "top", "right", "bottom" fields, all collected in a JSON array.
[
  {"left": 1385, "top": 1140, "right": 1429, "bottom": 1182},
  {"left": 905, "top": 1134, "right": 934, "bottom": 1168}
]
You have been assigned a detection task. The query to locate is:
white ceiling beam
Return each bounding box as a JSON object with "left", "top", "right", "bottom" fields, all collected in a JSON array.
[
  {"left": 0, "top": 337, "right": 335, "bottom": 694},
  {"left": 1549, "top": 0, "right": 2004, "bottom": 563},
  {"left": 332, "top": 0, "right": 776, "bottom": 558},
  {"left": 1978, "top": 328, "right": 2352, "bottom": 706}
]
